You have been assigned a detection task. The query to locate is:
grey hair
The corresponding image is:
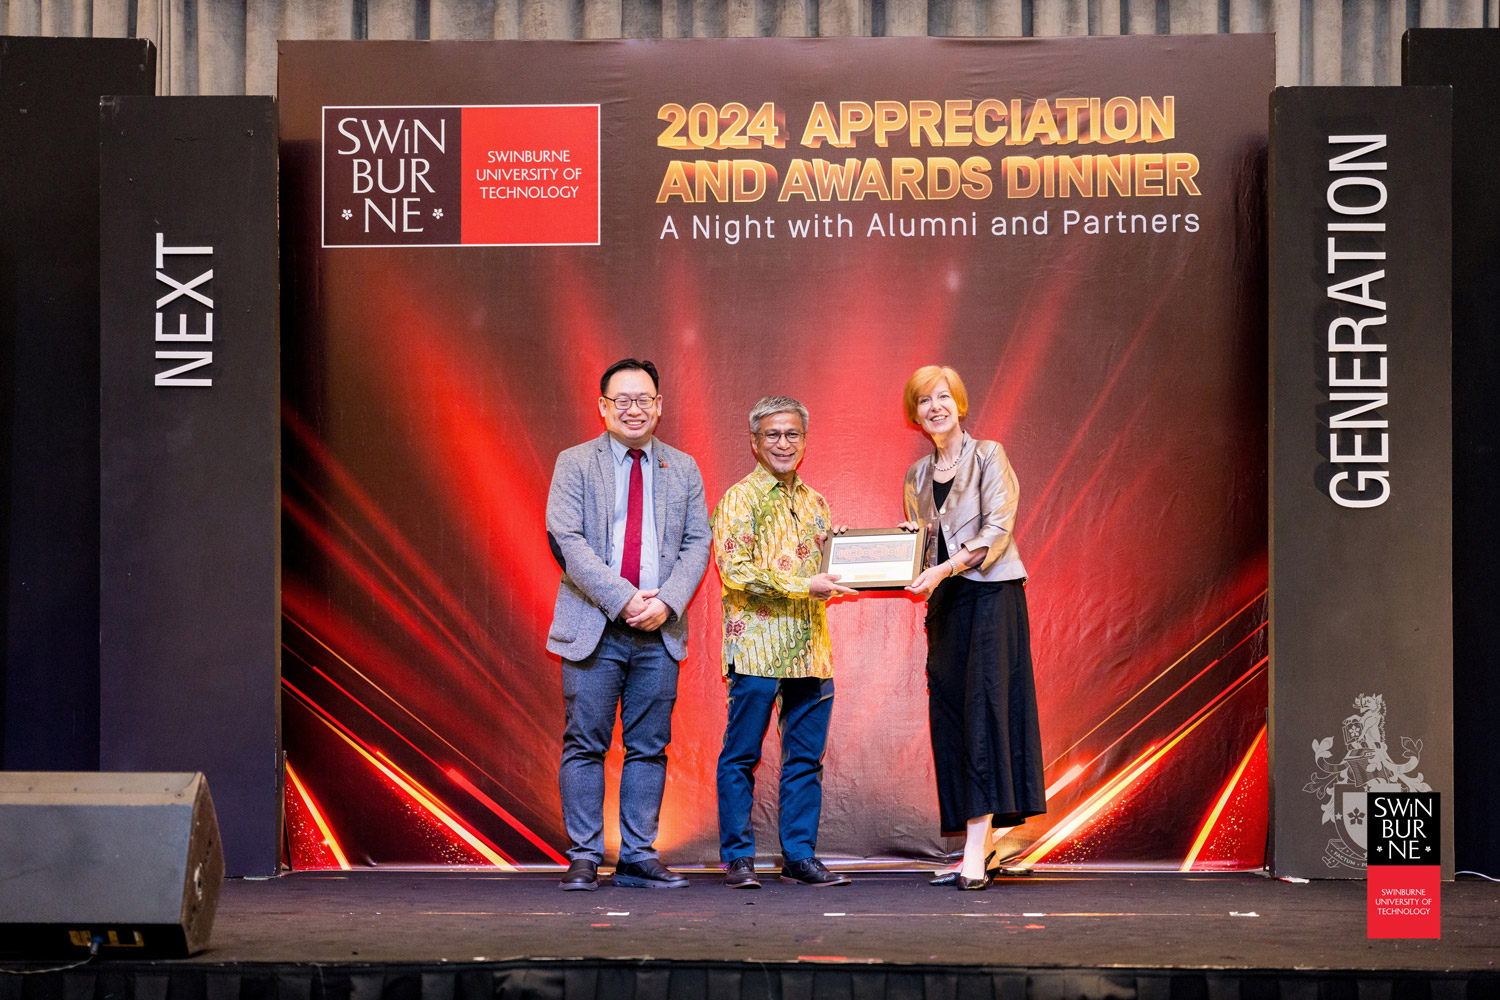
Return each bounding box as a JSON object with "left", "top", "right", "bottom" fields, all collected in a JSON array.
[{"left": 748, "top": 396, "right": 809, "bottom": 435}]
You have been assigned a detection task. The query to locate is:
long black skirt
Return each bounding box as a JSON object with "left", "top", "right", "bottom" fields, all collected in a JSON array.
[{"left": 925, "top": 576, "right": 1046, "bottom": 835}]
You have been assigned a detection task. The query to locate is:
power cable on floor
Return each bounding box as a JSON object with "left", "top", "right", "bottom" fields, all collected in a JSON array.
[{"left": 0, "top": 936, "right": 101, "bottom": 975}]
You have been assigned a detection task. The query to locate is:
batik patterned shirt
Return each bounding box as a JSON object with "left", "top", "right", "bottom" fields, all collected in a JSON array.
[{"left": 711, "top": 465, "right": 833, "bottom": 679}]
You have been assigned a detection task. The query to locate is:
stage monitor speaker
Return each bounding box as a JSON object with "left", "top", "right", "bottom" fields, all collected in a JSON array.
[{"left": 0, "top": 772, "right": 224, "bottom": 958}]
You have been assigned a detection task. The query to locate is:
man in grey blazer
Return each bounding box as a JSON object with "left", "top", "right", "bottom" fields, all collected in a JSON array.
[{"left": 545, "top": 358, "right": 711, "bottom": 890}]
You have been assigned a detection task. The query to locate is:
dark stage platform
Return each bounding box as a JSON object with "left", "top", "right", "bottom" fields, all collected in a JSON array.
[{"left": 4, "top": 871, "right": 1497, "bottom": 998}]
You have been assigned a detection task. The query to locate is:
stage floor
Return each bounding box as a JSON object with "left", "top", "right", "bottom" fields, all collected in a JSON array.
[{"left": 196, "top": 870, "right": 1497, "bottom": 970}]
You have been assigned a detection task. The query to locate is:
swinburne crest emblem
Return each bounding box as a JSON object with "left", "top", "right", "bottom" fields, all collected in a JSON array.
[
  {"left": 1338, "top": 788, "right": 1367, "bottom": 851},
  {"left": 1305, "top": 694, "right": 1429, "bottom": 869}
]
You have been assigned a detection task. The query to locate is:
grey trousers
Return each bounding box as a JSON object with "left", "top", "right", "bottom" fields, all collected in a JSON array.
[{"left": 559, "top": 622, "right": 679, "bottom": 864}]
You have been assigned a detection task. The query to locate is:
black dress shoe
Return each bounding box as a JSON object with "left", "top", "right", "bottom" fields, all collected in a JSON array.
[
  {"left": 779, "top": 857, "right": 851, "bottom": 886},
  {"left": 929, "top": 850, "right": 1001, "bottom": 885},
  {"left": 612, "top": 857, "right": 690, "bottom": 888},
  {"left": 956, "top": 872, "right": 992, "bottom": 890},
  {"left": 559, "top": 859, "right": 598, "bottom": 891},
  {"left": 723, "top": 856, "right": 761, "bottom": 889}
]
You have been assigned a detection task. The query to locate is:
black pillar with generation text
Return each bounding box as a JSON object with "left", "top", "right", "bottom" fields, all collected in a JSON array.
[
  {"left": 1268, "top": 87, "right": 1454, "bottom": 880},
  {"left": 99, "top": 96, "right": 282, "bottom": 877}
]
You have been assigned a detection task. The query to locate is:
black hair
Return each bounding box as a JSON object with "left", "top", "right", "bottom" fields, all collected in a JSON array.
[{"left": 600, "top": 358, "right": 660, "bottom": 396}]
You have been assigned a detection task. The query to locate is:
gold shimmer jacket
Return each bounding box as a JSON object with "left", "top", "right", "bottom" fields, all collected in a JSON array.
[{"left": 903, "top": 431, "right": 1028, "bottom": 583}]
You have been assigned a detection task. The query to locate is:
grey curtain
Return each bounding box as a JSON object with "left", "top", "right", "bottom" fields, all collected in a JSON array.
[{"left": 2, "top": 0, "right": 1495, "bottom": 95}]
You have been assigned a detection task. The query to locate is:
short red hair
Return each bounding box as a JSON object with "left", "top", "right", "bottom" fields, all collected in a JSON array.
[{"left": 903, "top": 365, "right": 969, "bottom": 424}]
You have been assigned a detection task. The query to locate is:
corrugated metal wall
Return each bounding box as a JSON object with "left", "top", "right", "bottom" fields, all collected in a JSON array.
[{"left": 1, "top": 0, "right": 1495, "bottom": 94}]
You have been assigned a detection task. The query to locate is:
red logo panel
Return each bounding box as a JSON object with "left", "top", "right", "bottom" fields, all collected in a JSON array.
[
  {"left": 1368, "top": 865, "right": 1441, "bottom": 938},
  {"left": 461, "top": 106, "right": 599, "bottom": 246}
]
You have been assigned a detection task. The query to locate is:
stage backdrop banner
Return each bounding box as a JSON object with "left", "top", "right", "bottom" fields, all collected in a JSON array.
[
  {"left": 278, "top": 37, "right": 1273, "bottom": 870},
  {"left": 99, "top": 96, "right": 282, "bottom": 877},
  {"left": 1404, "top": 28, "right": 1500, "bottom": 876},
  {"left": 1267, "top": 87, "right": 1454, "bottom": 880}
]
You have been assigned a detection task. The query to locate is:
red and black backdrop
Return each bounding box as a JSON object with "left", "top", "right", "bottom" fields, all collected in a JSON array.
[{"left": 277, "top": 35, "right": 1273, "bottom": 870}]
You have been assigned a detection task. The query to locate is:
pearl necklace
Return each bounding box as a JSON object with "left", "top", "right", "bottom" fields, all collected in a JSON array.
[{"left": 934, "top": 448, "right": 962, "bottom": 472}]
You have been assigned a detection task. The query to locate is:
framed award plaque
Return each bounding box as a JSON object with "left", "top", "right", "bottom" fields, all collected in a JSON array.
[{"left": 817, "top": 527, "right": 926, "bottom": 590}]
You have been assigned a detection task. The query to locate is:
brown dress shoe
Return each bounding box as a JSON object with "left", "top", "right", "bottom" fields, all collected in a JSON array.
[{"left": 724, "top": 857, "right": 761, "bottom": 888}]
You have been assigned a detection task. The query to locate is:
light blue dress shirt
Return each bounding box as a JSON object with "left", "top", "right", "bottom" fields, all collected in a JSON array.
[{"left": 608, "top": 436, "right": 659, "bottom": 592}]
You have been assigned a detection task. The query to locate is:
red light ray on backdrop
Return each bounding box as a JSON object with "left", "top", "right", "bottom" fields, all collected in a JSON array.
[
  {"left": 1182, "top": 725, "right": 1268, "bottom": 871},
  {"left": 1027, "top": 569, "right": 1266, "bottom": 801},
  {"left": 279, "top": 38, "right": 1272, "bottom": 870},
  {"left": 281, "top": 573, "right": 553, "bottom": 776},
  {"left": 1182, "top": 726, "right": 1270, "bottom": 871},
  {"left": 284, "top": 761, "right": 351, "bottom": 871},
  {"left": 283, "top": 691, "right": 499, "bottom": 867},
  {"left": 1002, "top": 596, "right": 1267, "bottom": 867},
  {"left": 282, "top": 498, "right": 527, "bottom": 719},
  {"left": 283, "top": 412, "right": 549, "bottom": 720},
  {"left": 1006, "top": 251, "right": 1189, "bottom": 535},
  {"left": 1053, "top": 691, "right": 1268, "bottom": 868},
  {"left": 280, "top": 625, "right": 565, "bottom": 862},
  {"left": 373, "top": 289, "right": 558, "bottom": 626},
  {"left": 1056, "top": 609, "right": 1268, "bottom": 778},
  {"left": 280, "top": 578, "right": 564, "bottom": 862},
  {"left": 280, "top": 658, "right": 561, "bottom": 866},
  {"left": 282, "top": 465, "right": 511, "bottom": 690},
  {"left": 657, "top": 254, "right": 731, "bottom": 495},
  {"left": 285, "top": 678, "right": 517, "bottom": 867},
  {"left": 1024, "top": 386, "right": 1164, "bottom": 574},
  {"left": 972, "top": 236, "right": 1097, "bottom": 444},
  {"left": 1024, "top": 661, "right": 1267, "bottom": 866},
  {"left": 542, "top": 256, "right": 614, "bottom": 432}
]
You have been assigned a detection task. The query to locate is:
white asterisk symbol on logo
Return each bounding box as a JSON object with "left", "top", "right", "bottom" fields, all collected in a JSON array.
[
  {"left": 341, "top": 209, "right": 352, "bottom": 220},
  {"left": 433, "top": 207, "right": 444, "bottom": 219}
]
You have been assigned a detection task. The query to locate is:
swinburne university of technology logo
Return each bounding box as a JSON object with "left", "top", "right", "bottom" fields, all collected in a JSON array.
[
  {"left": 322, "top": 105, "right": 600, "bottom": 248},
  {"left": 1304, "top": 693, "right": 1430, "bottom": 870}
]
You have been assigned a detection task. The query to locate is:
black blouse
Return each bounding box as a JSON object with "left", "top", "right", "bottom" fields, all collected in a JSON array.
[{"left": 932, "top": 478, "right": 953, "bottom": 563}]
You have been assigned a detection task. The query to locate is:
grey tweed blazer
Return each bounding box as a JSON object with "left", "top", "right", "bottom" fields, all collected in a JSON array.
[{"left": 545, "top": 433, "right": 711, "bottom": 662}]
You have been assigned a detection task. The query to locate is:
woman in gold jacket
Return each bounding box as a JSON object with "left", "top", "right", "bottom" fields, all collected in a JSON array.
[{"left": 900, "top": 365, "right": 1046, "bottom": 889}]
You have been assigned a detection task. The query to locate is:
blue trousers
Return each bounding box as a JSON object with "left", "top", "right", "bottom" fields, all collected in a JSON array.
[
  {"left": 560, "top": 623, "right": 679, "bottom": 864},
  {"left": 716, "top": 668, "right": 835, "bottom": 863}
]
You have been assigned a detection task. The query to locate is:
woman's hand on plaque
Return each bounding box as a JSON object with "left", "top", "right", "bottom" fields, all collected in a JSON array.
[{"left": 906, "top": 563, "right": 951, "bottom": 598}]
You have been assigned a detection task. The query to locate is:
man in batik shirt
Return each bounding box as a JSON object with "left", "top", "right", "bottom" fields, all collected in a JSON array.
[{"left": 711, "top": 395, "right": 857, "bottom": 889}]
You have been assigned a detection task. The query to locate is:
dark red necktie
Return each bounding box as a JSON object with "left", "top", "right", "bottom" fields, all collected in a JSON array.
[{"left": 621, "top": 449, "right": 645, "bottom": 587}]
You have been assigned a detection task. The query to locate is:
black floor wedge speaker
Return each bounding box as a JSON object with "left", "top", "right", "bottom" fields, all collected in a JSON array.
[{"left": 0, "top": 772, "right": 224, "bottom": 957}]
